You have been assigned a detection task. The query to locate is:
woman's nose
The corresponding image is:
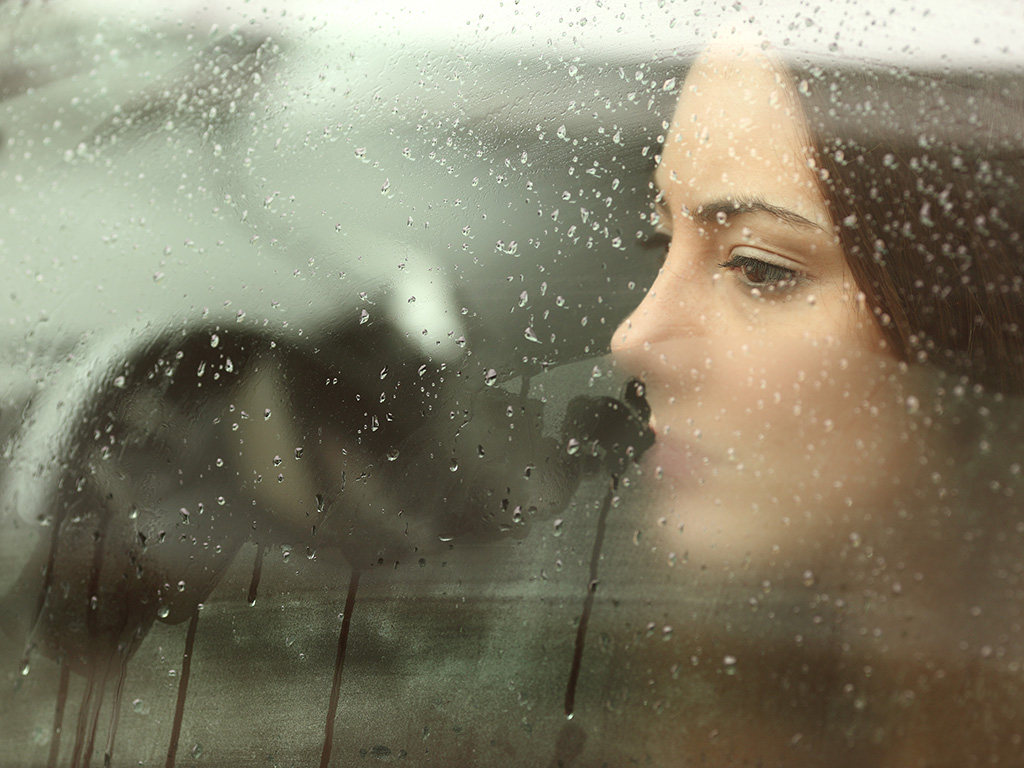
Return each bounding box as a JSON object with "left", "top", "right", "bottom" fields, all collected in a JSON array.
[{"left": 610, "top": 260, "right": 709, "bottom": 357}]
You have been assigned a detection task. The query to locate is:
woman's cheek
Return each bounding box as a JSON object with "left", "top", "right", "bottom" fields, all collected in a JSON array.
[{"left": 635, "top": 336, "right": 918, "bottom": 565}]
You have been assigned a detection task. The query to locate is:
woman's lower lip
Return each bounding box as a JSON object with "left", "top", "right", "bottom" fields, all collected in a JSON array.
[{"left": 641, "top": 434, "right": 708, "bottom": 486}]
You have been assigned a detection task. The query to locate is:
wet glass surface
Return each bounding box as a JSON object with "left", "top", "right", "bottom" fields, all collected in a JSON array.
[{"left": 2, "top": 2, "right": 1024, "bottom": 766}]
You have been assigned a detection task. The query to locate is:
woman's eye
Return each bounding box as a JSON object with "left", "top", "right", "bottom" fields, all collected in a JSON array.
[{"left": 718, "top": 251, "right": 804, "bottom": 293}]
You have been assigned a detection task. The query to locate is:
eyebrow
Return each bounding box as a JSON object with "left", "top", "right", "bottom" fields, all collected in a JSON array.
[
  {"left": 691, "top": 197, "right": 826, "bottom": 232},
  {"left": 652, "top": 177, "right": 827, "bottom": 233}
]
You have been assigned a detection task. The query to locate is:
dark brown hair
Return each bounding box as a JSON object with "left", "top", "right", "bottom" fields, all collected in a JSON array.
[{"left": 795, "top": 64, "right": 1024, "bottom": 395}]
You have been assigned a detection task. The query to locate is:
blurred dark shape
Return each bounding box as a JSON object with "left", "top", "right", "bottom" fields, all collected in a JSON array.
[
  {"left": 0, "top": 320, "right": 652, "bottom": 683},
  {"left": 560, "top": 388, "right": 654, "bottom": 479}
]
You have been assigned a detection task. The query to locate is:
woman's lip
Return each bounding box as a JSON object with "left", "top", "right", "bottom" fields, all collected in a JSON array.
[{"left": 640, "top": 430, "right": 709, "bottom": 486}]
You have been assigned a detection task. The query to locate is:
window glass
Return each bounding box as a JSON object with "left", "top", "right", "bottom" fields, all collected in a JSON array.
[{"left": 2, "top": 2, "right": 1023, "bottom": 765}]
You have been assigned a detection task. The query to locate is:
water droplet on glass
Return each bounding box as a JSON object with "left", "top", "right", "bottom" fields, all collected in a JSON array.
[
  {"left": 449, "top": 459, "right": 459, "bottom": 472},
  {"left": 566, "top": 438, "right": 580, "bottom": 456},
  {"left": 905, "top": 395, "right": 921, "bottom": 415},
  {"left": 553, "top": 519, "right": 563, "bottom": 537},
  {"left": 210, "top": 333, "right": 220, "bottom": 348},
  {"left": 360, "top": 309, "right": 370, "bottom": 325},
  {"left": 484, "top": 368, "right": 498, "bottom": 386},
  {"left": 113, "top": 375, "right": 126, "bottom": 389},
  {"left": 387, "top": 448, "right": 400, "bottom": 462},
  {"left": 158, "top": 606, "right": 171, "bottom": 619},
  {"left": 294, "top": 447, "right": 303, "bottom": 460},
  {"left": 264, "top": 409, "right": 271, "bottom": 420},
  {"left": 191, "top": 744, "right": 203, "bottom": 759},
  {"left": 273, "top": 455, "right": 283, "bottom": 466},
  {"left": 524, "top": 327, "right": 540, "bottom": 343}
]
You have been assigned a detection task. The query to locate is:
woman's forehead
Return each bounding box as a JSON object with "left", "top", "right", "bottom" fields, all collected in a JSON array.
[
  {"left": 670, "top": 47, "right": 804, "bottom": 144},
  {"left": 657, "top": 48, "right": 827, "bottom": 226}
]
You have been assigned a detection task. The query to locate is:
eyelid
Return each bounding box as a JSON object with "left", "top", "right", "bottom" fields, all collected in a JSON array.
[{"left": 727, "top": 245, "right": 805, "bottom": 274}]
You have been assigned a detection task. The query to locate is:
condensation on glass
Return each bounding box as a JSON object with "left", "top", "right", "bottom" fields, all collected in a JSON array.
[{"left": 1, "top": 2, "right": 1022, "bottom": 766}]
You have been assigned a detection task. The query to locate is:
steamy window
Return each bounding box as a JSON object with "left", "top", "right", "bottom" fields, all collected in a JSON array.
[{"left": 2, "top": 2, "right": 1023, "bottom": 765}]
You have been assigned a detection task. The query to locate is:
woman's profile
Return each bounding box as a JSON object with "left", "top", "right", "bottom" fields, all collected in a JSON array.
[{"left": 606, "top": 39, "right": 1024, "bottom": 764}]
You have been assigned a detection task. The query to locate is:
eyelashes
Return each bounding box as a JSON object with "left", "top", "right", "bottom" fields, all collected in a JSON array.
[
  {"left": 717, "top": 251, "right": 805, "bottom": 293},
  {"left": 640, "top": 230, "right": 808, "bottom": 295}
]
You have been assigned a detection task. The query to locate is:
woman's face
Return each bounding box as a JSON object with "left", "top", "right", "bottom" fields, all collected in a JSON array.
[{"left": 612, "top": 47, "right": 919, "bottom": 569}]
